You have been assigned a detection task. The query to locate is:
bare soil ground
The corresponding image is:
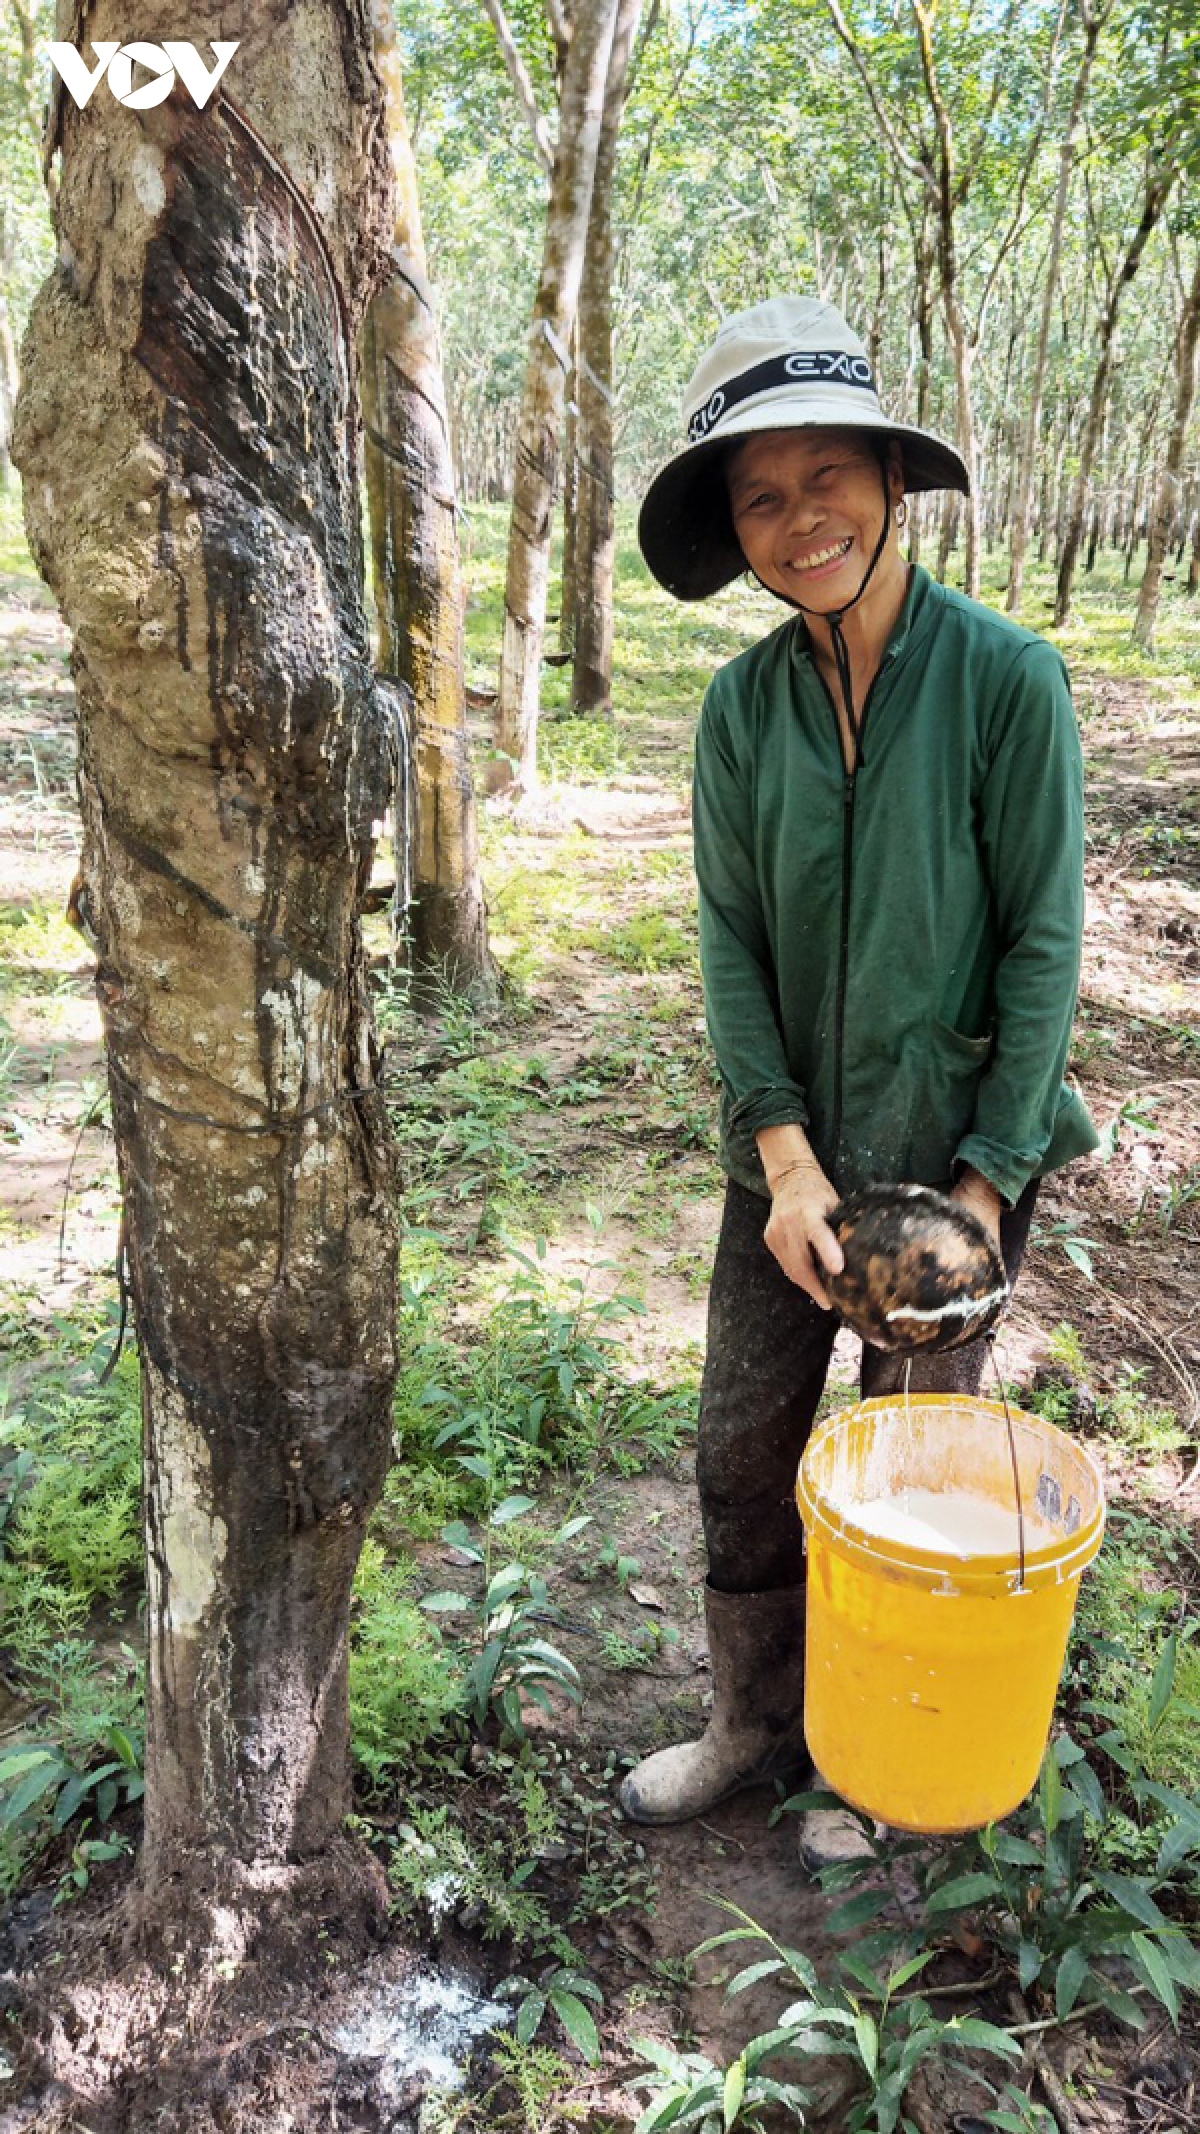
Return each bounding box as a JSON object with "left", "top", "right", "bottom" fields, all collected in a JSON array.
[{"left": 1, "top": 569, "right": 1198, "bottom": 2130}]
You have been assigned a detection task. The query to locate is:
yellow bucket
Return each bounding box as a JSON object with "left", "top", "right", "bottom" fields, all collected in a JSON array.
[{"left": 796, "top": 1395, "right": 1105, "bottom": 1833}]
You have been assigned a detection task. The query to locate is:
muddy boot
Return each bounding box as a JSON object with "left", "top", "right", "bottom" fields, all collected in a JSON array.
[
  {"left": 798, "top": 1773, "right": 884, "bottom": 1875},
  {"left": 618, "top": 1582, "right": 806, "bottom": 1826}
]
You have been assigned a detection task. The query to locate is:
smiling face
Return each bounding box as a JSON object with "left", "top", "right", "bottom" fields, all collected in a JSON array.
[{"left": 726, "top": 427, "right": 905, "bottom": 611}]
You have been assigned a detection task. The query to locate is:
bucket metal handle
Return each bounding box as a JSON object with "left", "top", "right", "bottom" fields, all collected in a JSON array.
[
  {"left": 987, "top": 1336, "right": 1027, "bottom": 1590},
  {"left": 900, "top": 1349, "right": 1029, "bottom": 1588},
  {"left": 896, "top": 1348, "right": 1029, "bottom": 1587}
]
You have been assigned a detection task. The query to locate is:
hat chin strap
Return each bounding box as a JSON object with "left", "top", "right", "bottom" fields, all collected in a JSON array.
[{"left": 751, "top": 463, "right": 893, "bottom": 774}]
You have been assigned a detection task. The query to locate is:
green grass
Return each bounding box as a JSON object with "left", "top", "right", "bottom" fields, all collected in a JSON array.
[
  {"left": 0, "top": 1317, "right": 142, "bottom": 1616},
  {"left": 348, "top": 1541, "right": 464, "bottom": 1788},
  {"left": 0, "top": 900, "right": 88, "bottom": 1001},
  {"left": 1071, "top": 1506, "right": 1200, "bottom": 1796},
  {"left": 577, "top": 910, "right": 697, "bottom": 972},
  {"left": 0, "top": 485, "right": 42, "bottom": 588}
]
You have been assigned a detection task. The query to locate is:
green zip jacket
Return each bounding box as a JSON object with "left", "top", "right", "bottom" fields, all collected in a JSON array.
[{"left": 693, "top": 564, "right": 1099, "bottom": 1206}]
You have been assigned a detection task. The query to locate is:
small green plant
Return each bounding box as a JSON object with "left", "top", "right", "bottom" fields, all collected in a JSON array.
[
  {"left": 1134, "top": 1160, "right": 1200, "bottom": 1234},
  {"left": 631, "top": 1900, "right": 1019, "bottom": 2134},
  {"left": 420, "top": 2032, "right": 585, "bottom": 2134},
  {"left": 0, "top": 1721, "right": 144, "bottom": 1851},
  {"left": 389, "top": 1222, "right": 695, "bottom": 1518},
  {"left": 0, "top": 1335, "right": 142, "bottom": 1608},
  {"left": 1045, "top": 1322, "right": 1086, "bottom": 1379},
  {"left": 420, "top": 1495, "right": 589, "bottom": 1740},
  {"left": 629, "top": 2033, "right": 811, "bottom": 2134},
  {"left": 348, "top": 1541, "right": 465, "bottom": 1784},
  {"left": 1031, "top": 1216, "right": 1099, "bottom": 1280},
  {"left": 386, "top": 1802, "right": 557, "bottom": 1946},
  {"left": 1096, "top": 1093, "right": 1162, "bottom": 1163},
  {"left": 0, "top": 1445, "right": 36, "bottom": 1549},
  {"left": 580, "top": 911, "right": 696, "bottom": 973},
  {"left": 1027, "top": 1334, "right": 1185, "bottom": 1459},
  {"left": 497, "top": 1960, "right": 604, "bottom": 2065},
  {"left": 1083, "top": 1623, "right": 1200, "bottom": 1816},
  {"left": 922, "top": 1731, "right": 1200, "bottom": 2029},
  {"left": 1097, "top": 1364, "right": 1185, "bottom": 1457},
  {"left": 485, "top": 2033, "right": 583, "bottom": 2130},
  {"left": 54, "top": 1824, "right": 132, "bottom": 1906},
  {"left": 598, "top": 1535, "right": 643, "bottom": 1589},
  {"left": 600, "top": 1620, "right": 679, "bottom": 1672},
  {"left": 979, "top": 2079, "right": 1057, "bottom": 2132}
]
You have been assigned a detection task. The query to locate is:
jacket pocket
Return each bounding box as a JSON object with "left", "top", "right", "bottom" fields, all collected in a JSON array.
[
  {"left": 931, "top": 1018, "right": 995, "bottom": 1061},
  {"left": 902, "top": 1021, "right": 995, "bottom": 1185}
]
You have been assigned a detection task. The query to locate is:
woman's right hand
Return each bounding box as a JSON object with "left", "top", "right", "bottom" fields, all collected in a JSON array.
[{"left": 762, "top": 1161, "right": 845, "bottom": 1310}]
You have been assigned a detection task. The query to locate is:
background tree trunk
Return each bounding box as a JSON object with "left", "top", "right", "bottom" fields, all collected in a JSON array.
[
  {"left": 570, "top": 0, "right": 642, "bottom": 716},
  {"left": 0, "top": 280, "right": 16, "bottom": 487},
  {"left": 14, "top": 3, "right": 398, "bottom": 1941},
  {"left": 910, "top": 0, "right": 982, "bottom": 596},
  {"left": 1006, "top": 0, "right": 1102, "bottom": 614},
  {"left": 491, "top": 0, "right": 619, "bottom": 792},
  {"left": 560, "top": 320, "right": 581, "bottom": 655},
  {"left": 904, "top": 204, "right": 937, "bottom": 568},
  {"left": 1133, "top": 248, "right": 1200, "bottom": 648},
  {"left": 362, "top": 3, "right": 494, "bottom": 996},
  {"left": 1055, "top": 155, "right": 1176, "bottom": 624}
]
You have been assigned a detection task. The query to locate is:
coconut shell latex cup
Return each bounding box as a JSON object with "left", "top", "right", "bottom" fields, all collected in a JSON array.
[{"left": 825, "top": 1183, "right": 1009, "bottom": 1355}]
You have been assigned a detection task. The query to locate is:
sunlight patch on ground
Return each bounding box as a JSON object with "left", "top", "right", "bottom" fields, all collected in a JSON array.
[{"left": 4, "top": 990, "right": 102, "bottom": 1048}]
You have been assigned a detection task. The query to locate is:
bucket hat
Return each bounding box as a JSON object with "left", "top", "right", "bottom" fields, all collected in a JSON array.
[{"left": 639, "top": 297, "right": 970, "bottom": 601}]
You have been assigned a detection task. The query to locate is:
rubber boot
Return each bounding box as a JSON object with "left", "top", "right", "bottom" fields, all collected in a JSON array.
[{"left": 619, "top": 1582, "right": 806, "bottom": 1826}]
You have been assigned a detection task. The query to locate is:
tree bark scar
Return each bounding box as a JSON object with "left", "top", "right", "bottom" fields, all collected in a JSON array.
[
  {"left": 156, "top": 399, "right": 191, "bottom": 671},
  {"left": 133, "top": 98, "right": 354, "bottom": 573}
]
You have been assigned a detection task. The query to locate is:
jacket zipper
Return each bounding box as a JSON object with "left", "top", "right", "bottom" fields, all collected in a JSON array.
[{"left": 820, "top": 659, "right": 891, "bottom": 1172}]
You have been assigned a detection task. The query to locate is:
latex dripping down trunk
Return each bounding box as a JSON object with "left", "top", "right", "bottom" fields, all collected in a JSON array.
[{"left": 753, "top": 455, "right": 894, "bottom": 772}]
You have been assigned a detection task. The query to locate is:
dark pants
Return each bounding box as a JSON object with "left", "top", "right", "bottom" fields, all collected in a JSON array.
[{"left": 698, "top": 1179, "right": 1039, "bottom": 1593}]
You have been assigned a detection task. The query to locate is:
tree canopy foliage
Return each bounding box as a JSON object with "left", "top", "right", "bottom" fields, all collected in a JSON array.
[{"left": 390, "top": 0, "right": 1198, "bottom": 607}]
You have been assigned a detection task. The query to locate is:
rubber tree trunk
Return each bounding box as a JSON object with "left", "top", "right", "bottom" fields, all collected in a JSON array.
[
  {"left": 569, "top": 0, "right": 642, "bottom": 716},
  {"left": 904, "top": 207, "right": 937, "bottom": 568},
  {"left": 560, "top": 321, "right": 580, "bottom": 656},
  {"left": 491, "top": 0, "right": 619, "bottom": 793},
  {"left": 1054, "top": 156, "right": 1176, "bottom": 625},
  {"left": 936, "top": 492, "right": 959, "bottom": 582},
  {"left": 1006, "top": 4, "right": 1100, "bottom": 614},
  {"left": 14, "top": 6, "right": 398, "bottom": 1936},
  {"left": 942, "top": 279, "right": 981, "bottom": 595},
  {"left": 0, "top": 287, "right": 16, "bottom": 488},
  {"left": 909, "top": 0, "right": 981, "bottom": 596},
  {"left": 361, "top": 4, "right": 494, "bottom": 996},
  {"left": 1134, "top": 249, "right": 1200, "bottom": 649}
]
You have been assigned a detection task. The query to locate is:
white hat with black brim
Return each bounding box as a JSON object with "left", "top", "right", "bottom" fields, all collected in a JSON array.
[{"left": 638, "top": 296, "right": 970, "bottom": 602}]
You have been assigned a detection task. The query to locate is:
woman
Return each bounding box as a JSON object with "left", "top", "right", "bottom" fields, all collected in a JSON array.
[{"left": 619, "top": 297, "right": 1097, "bottom": 1863}]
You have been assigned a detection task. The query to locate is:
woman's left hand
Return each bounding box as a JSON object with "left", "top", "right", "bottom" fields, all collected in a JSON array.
[{"left": 951, "top": 1167, "right": 1004, "bottom": 1251}]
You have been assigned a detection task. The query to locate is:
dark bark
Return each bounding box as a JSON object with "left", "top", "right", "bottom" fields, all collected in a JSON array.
[
  {"left": 1006, "top": 0, "right": 1103, "bottom": 613},
  {"left": 491, "top": 0, "right": 620, "bottom": 791},
  {"left": 1054, "top": 156, "right": 1176, "bottom": 625},
  {"left": 560, "top": 320, "right": 580, "bottom": 655},
  {"left": 570, "top": 0, "right": 642, "bottom": 716},
  {"left": 1134, "top": 248, "right": 1200, "bottom": 648},
  {"left": 14, "top": 2, "right": 398, "bottom": 1927},
  {"left": 362, "top": 7, "right": 494, "bottom": 995}
]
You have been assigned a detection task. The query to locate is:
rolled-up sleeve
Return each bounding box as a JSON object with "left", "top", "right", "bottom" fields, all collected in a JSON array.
[{"left": 692, "top": 680, "right": 809, "bottom": 1140}]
